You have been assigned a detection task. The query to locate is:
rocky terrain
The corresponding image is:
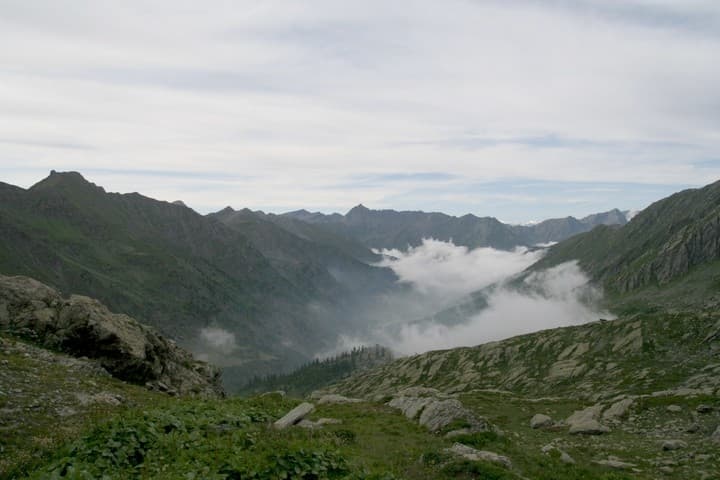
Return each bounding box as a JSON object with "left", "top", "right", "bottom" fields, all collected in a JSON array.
[{"left": 0, "top": 273, "right": 223, "bottom": 397}]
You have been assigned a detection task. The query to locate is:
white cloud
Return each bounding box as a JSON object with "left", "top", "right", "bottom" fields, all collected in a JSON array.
[
  {"left": 385, "top": 261, "right": 612, "bottom": 355},
  {"left": 0, "top": 0, "right": 718, "bottom": 219},
  {"left": 375, "top": 239, "right": 542, "bottom": 301}
]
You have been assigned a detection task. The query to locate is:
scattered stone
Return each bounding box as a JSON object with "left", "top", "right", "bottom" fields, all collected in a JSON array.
[
  {"left": 666, "top": 405, "right": 682, "bottom": 413},
  {"left": 661, "top": 440, "right": 687, "bottom": 451},
  {"left": 296, "top": 419, "right": 320, "bottom": 429},
  {"left": 317, "top": 394, "right": 362, "bottom": 405},
  {"left": 530, "top": 413, "right": 554, "bottom": 429},
  {"left": 540, "top": 444, "right": 575, "bottom": 464},
  {"left": 659, "top": 466, "right": 674, "bottom": 474},
  {"left": 75, "top": 392, "right": 123, "bottom": 406},
  {"left": 273, "top": 402, "right": 314, "bottom": 429},
  {"left": 446, "top": 443, "right": 511, "bottom": 468},
  {"left": 603, "top": 398, "right": 634, "bottom": 421},
  {"left": 316, "top": 418, "right": 342, "bottom": 425},
  {"left": 260, "top": 390, "right": 285, "bottom": 398},
  {"left": 445, "top": 428, "right": 473, "bottom": 439},
  {"left": 696, "top": 404, "right": 713, "bottom": 414},
  {"left": 711, "top": 425, "right": 720, "bottom": 442},
  {"left": 686, "top": 423, "right": 701, "bottom": 433},
  {"left": 594, "top": 459, "right": 637, "bottom": 470}
]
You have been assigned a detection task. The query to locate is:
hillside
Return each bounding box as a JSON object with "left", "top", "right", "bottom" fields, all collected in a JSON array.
[
  {"left": 282, "top": 205, "right": 628, "bottom": 251},
  {"left": 531, "top": 180, "right": 720, "bottom": 310}
]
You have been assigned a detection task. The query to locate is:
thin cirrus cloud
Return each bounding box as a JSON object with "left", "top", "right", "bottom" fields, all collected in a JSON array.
[{"left": 0, "top": 0, "right": 718, "bottom": 222}]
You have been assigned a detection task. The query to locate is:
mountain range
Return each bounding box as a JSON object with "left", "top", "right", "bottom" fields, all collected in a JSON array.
[{"left": 283, "top": 204, "right": 631, "bottom": 250}]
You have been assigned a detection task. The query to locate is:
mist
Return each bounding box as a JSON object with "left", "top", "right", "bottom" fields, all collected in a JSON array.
[{"left": 320, "top": 239, "right": 611, "bottom": 358}]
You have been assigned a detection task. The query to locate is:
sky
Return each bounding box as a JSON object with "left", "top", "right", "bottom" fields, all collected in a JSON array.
[{"left": 1, "top": 0, "right": 719, "bottom": 223}]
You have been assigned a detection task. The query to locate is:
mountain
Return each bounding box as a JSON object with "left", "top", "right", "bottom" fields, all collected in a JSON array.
[
  {"left": 208, "top": 207, "right": 397, "bottom": 300},
  {"left": 0, "top": 171, "right": 385, "bottom": 389},
  {"left": 532, "top": 180, "right": 720, "bottom": 311},
  {"left": 282, "top": 205, "right": 627, "bottom": 251}
]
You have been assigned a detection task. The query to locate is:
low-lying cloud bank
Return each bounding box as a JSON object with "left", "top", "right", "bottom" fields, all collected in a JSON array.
[{"left": 323, "top": 239, "right": 611, "bottom": 357}]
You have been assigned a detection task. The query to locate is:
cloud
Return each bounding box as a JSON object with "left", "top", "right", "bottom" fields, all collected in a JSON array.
[
  {"left": 385, "top": 261, "right": 612, "bottom": 356},
  {"left": 319, "top": 240, "right": 610, "bottom": 358},
  {"left": 0, "top": 0, "right": 718, "bottom": 221},
  {"left": 199, "top": 326, "right": 237, "bottom": 355},
  {"left": 375, "top": 239, "right": 542, "bottom": 301}
]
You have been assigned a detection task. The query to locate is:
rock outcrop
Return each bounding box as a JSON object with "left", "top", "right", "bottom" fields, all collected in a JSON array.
[{"left": 0, "top": 274, "right": 223, "bottom": 397}]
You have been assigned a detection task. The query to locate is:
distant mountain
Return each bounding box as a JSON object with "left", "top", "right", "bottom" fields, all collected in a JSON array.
[
  {"left": 282, "top": 205, "right": 628, "bottom": 251},
  {"left": 208, "top": 207, "right": 397, "bottom": 300}
]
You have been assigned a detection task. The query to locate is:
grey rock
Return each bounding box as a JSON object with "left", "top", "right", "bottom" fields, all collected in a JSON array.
[
  {"left": 445, "top": 428, "right": 474, "bottom": 439},
  {"left": 661, "top": 440, "right": 688, "bottom": 451},
  {"left": 273, "top": 402, "right": 314, "bottom": 429},
  {"left": 418, "top": 399, "right": 486, "bottom": 433},
  {"left": 446, "top": 443, "right": 511, "bottom": 468},
  {"left": 387, "top": 396, "right": 435, "bottom": 420},
  {"left": 296, "top": 419, "right": 320, "bottom": 429},
  {"left": 666, "top": 405, "right": 683, "bottom": 413},
  {"left": 696, "top": 404, "right": 713, "bottom": 414},
  {"left": 317, "top": 394, "right": 361, "bottom": 405},
  {"left": 569, "top": 419, "right": 610, "bottom": 435},
  {"left": 712, "top": 424, "right": 720, "bottom": 442},
  {"left": 566, "top": 405, "right": 610, "bottom": 435},
  {"left": 540, "top": 444, "right": 575, "bottom": 464},
  {"left": 530, "top": 413, "right": 554, "bottom": 429},
  {"left": 603, "top": 398, "right": 634, "bottom": 421},
  {"left": 594, "top": 459, "right": 637, "bottom": 470},
  {"left": 0, "top": 274, "right": 223, "bottom": 398},
  {"left": 316, "top": 418, "right": 342, "bottom": 425}
]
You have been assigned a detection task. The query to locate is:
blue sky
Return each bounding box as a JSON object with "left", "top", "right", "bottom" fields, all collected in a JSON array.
[{"left": 0, "top": 0, "right": 718, "bottom": 223}]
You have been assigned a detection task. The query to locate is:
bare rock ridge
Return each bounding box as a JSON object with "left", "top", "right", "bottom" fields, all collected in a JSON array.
[{"left": 0, "top": 273, "right": 224, "bottom": 397}]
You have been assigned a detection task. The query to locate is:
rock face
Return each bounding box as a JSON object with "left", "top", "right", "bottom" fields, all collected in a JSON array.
[
  {"left": 273, "top": 402, "right": 314, "bottom": 429},
  {"left": 0, "top": 274, "right": 223, "bottom": 397},
  {"left": 386, "top": 389, "right": 492, "bottom": 434}
]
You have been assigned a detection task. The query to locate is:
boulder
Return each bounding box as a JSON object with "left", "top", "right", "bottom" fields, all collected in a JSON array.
[
  {"left": 530, "top": 413, "right": 554, "bottom": 429},
  {"left": 273, "top": 402, "right": 314, "bottom": 429},
  {"left": 661, "top": 440, "right": 687, "bottom": 451},
  {"left": 666, "top": 405, "right": 682, "bottom": 413},
  {"left": 569, "top": 419, "right": 610, "bottom": 435},
  {"left": 446, "top": 443, "right": 511, "bottom": 468},
  {"left": 603, "top": 398, "right": 634, "bottom": 421},
  {"left": 418, "top": 399, "right": 487, "bottom": 433},
  {"left": 696, "top": 404, "right": 713, "bottom": 414},
  {"left": 566, "top": 405, "right": 610, "bottom": 435},
  {"left": 0, "top": 274, "right": 224, "bottom": 397}
]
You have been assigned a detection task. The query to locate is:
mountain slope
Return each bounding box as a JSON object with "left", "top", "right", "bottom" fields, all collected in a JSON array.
[
  {"left": 208, "top": 207, "right": 397, "bottom": 300},
  {"left": 282, "top": 205, "right": 627, "bottom": 251},
  {"left": 532, "top": 180, "right": 720, "bottom": 309},
  {"left": 0, "top": 172, "right": 336, "bottom": 386}
]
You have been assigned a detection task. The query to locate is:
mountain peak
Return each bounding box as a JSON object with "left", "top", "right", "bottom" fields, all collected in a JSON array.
[
  {"left": 29, "top": 170, "right": 103, "bottom": 193},
  {"left": 347, "top": 204, "right": 370, "bottom": 216}
]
